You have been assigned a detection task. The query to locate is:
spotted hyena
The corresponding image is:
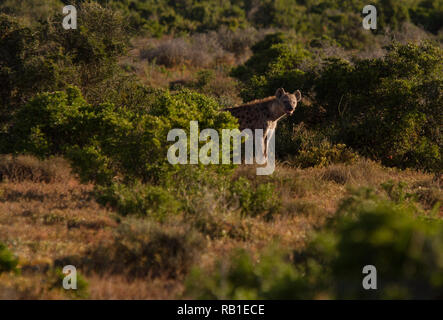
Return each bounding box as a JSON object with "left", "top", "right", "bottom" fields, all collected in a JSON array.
[{"left": 224, "top": 88, "right": 302, "bottom": 158}]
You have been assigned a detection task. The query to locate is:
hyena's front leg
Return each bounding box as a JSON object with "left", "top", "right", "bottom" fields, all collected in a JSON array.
[
  {"left": 254, "top": 124, "right": 270, "bottom": 164},
  {"left": 254, "top": 126, "right": 267, "bottom": 164},
  {"left": 263, "top": 126, "right": 270, "bottom": 161},
  {"left": 263, "top": 124, "right": 277, "bottom": 163}
]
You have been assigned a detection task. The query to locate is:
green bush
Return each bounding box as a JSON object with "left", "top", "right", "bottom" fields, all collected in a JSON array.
[
  {"left": 0, "top": 242, "right": 18, "bottom": 274},
  {"left": 314, "top": 42, "right": 442, "bottom": 172},
  {"left": 185, "top": 246, "right": 318, "bottom": 299},
  {"left": 0, "top": 2, "right": 129, "bottom": 100},
  {"left": 89, "top": 0, "right": 439, "bottom": 39},
  {"left": 0, "top": 0, "right": 61, "bottom": 25},
  {"left": 95, "top": 182, "right": 181, "bottom": 221},
  {"left": 310, "top": 187, "right": 443, "bottom": 299},
  {"left": 0, "top": 2, "right": 131, "bottom": 151},
  {"left": 289, "top": 141, "right": 359, "bottom": 168},
  {"left": 231, "top": 32, "right": 312, "bottom": 101},
  {"left": 162, "top": 165, "right": 231, "bottom": 216},
  {"left": 12, "top": 87, "right": 238, "bottom": 185},
  {"left": 229, "top": 177, "right": 281, "bottom": 219},
  {"left": 50, "top": 267, "right": 89, "bottom": 299},
  {"left": 96, "top": 0, "right": 248, "bottom": 35},
  {"left": 0, "top": 13, "right": 58, "bottom": 130},
  {"left": 276, "top": 121, "right": 359, "bottom": 168},
  {"left": 410, "top": 0, "right": 443, "bottom": 34},
  {"left": 11, "top": 86, "right": 100, "bottom": 157}
]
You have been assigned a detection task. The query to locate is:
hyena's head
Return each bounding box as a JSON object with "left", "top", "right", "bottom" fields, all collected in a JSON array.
[{"left": 275, "top": 88, "right": 302, "bottom": 115}]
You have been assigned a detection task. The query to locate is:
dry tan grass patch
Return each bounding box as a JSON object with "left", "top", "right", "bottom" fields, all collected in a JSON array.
[
  {"left": 87, "top": 274, "right": 183, "bottom": 299},
  {"left": 0, "top": 155, "right": 72, "bottom": 183}
]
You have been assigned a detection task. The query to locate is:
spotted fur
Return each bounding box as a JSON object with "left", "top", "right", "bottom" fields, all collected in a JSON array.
[{"left": 224, "top": 88, "right": 302, "bottom": 157}]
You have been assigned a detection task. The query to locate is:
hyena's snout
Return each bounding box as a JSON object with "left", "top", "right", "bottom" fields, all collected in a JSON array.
[
  {"left": 285, "top": 102, "right": 296, "bottom": 115},
  {"left": 284, "top": 100, "right": 298, "bottom": 115},
  {"left": 276, "top": 88, "right": 302, "bottom": 116}
]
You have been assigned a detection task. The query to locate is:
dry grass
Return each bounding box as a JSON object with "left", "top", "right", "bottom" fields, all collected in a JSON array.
[
  {"left": 0, "top": 156, "right": 440, "bottom": 299},
  {"left": 0, "top": 180, "right": 116, "bottom": 264},
  {"left": 139, "top": 28, "right": 264, "bottom": 69},
  {"left": 86, "top": 274, "right": 183, "bottom": 299},
  {"left": 122, "top": 30, "right": 262, "bottom": 99},
  {"left": 140, "top": 36, "right": 228, "bottom": 68},
  {"left": 0, "top": 155, "right": 72, "bottom": 183}
]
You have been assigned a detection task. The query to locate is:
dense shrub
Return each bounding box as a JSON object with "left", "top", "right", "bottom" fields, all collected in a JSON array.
[
  {"left": 0, "top": 242, "right": 18, "bottom": 274},
  {"left": 110, "top": 221, "right": 205, "bottom": 279},
  {"left": 187, "top": 187, "right": 443, "bottom": 299},
  {"left": 96, "top": 0, "right": 249, "bottom": 35},
  {"left": 277, "top": 120, "right": 359, "bottom": 168},
  {"left": 11, "top": 86, "right": 102, "bottom": 157},
  {"left": 50, "top": 267, "right": 89, "bottom": 299},
  {"left": 185, "top": 246, "right": 318, "bottom": 299},
  {"left": 161, "top": 166, "right": 231, "bottom": 215},
  {"left": 231, "top": 32, "right": 312, "bottom": 101},
  {"left": 95, "top": 182, "right": 181, "bottom": 221},
  {"left": 309, "top": 187, "right": 443, "bottom": 299},
  {"left": 90, "top": 0, "right": 440, "bottom": 39},
  {"left": 1, "top": 2, "right": 128, "bottom": 97},
  {"left": 0, "top": 13, "right": 58, "bottom": 129},
  {"left": 0, "top": 0, "right": 61, "bottom": 25},
  {"left": 229, "top": 177, "right": 281, "bottom": 219},
  {"left": 10, "top": 85, "right": 244, "bottom": 222},
  {"left": 314, "top": 42, "right": 442, "bottom": 172},
  {"left": 12, "top": 86, "right": 238, "bottom": 185},
  {"left": 410, "top": 0, "right": 443, "bottom": 34},
  {"left": 0, "top": 2, "right": 131, "bottom": 151},
  {"left": 58, "top": 220, "right": 205, "bottom": 279}
]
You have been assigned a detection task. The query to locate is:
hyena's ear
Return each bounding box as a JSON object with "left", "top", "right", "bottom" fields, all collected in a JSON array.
[
  {"left": 294, "top": 90, "right": 302, "bottom": 102},
  {"left": 275, "top": 88, "right": 286, "bottom": 98}
]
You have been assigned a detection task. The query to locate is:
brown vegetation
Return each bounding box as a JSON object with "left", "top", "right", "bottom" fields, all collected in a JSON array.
[{"left": 0, "top": 157, "right": 439, "bottom": 299}]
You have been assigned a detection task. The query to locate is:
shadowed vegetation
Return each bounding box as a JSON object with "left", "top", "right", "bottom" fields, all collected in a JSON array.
[{"left": 0, "top": 1, "right": 441, "bottom": 299}]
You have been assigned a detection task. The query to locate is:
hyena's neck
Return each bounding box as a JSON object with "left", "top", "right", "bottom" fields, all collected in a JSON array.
[{"left": 266, "top": 99, "right": 286, "bottom": 122}]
